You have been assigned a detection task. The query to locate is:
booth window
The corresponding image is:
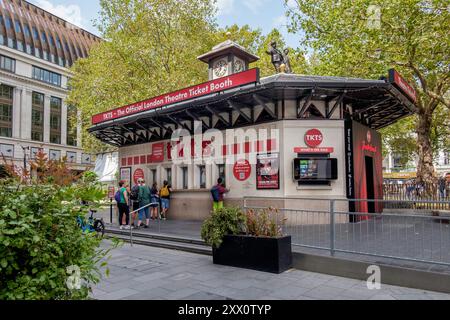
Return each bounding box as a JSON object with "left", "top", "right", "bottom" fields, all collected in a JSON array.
[
  {"left": 151, "top": 169, "right": 157, "bottom": 185},
  {"left": 181, "top": 167, "right": 188, "bottom": 190},
  {"left": 31, "top": 92, "right": 44, "bottom": 142},
  {"left": 217, "top": 164, "right": 225, "bottom": 186},
  {"left": 198, "top": 165, "right": 206, "bottom": 189},
  {"left": 166, "top": 168, "right": 172, "bottom": 185},
  {"left": 0, "top": 84, "right": 13, "bottom": 138}
]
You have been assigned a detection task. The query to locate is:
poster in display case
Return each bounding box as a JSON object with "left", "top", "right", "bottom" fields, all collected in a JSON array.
[{"left": 256, "top": 153, "right": 280, "bottom": 190}]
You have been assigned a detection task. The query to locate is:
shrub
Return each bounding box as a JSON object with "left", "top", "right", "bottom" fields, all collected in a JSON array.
[
  {"left": 201, "top": 207, "right": 246, "bottom": 248},
  {"left": 201, "top": 207, "right": 286, "bottom": 249},
  {"left": 0, "top": 152, "right": 117, "bottom": 300}
]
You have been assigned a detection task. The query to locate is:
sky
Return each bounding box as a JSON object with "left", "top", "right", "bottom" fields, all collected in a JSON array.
[{"left": 27, "top": 0, "right": 301, "bottom": 48}]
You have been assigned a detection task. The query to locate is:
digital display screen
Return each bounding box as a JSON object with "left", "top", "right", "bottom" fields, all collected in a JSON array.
[{"left": 293, "top": 158, "right": 338, "bottom": 181}]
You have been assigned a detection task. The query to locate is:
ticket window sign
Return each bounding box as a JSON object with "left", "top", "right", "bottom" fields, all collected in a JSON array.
[{"left": 293, "top": 158, "right": 338, "bottom": 181}]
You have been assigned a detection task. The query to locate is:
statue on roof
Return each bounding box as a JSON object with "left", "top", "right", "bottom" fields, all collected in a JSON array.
[{"left": 266, "top": 41, "right": 292, "bottom": 74}]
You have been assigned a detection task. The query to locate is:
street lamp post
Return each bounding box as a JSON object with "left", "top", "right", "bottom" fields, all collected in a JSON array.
[{"left": 21, "top": 145, "right": 30, "bottom": 173}]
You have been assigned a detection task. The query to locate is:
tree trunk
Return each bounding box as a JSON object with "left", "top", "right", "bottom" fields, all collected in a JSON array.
[{"left": 416, "top": 110, "right": 436, "bottom": 186}]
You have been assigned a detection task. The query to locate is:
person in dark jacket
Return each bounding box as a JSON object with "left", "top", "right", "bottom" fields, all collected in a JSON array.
[{"left": 137, "top": 179, "right": 151, "bottom": 228}]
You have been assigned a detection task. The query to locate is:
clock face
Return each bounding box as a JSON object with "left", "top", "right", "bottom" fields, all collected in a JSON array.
[
  {"left": 234, "top": 59, "right": 244, "bottom": 73},
  {"left": 213, "top": 59, "right": 228, "bottom": 78}
]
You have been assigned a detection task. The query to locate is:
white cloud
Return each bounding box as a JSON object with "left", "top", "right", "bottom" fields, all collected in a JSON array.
[
  {"left": 243, "top": 0, "right": 270, "bottom": 14},
  {"left": 285, "top": 0, "right": 297, "bottom": 9},
  {"left": 273, "top": 14, "right": 288, "bottom": 28},
  {"left": 34, "top": 0, "right": 83, "bottom": 28},
  {"left": 216, "top": 0, "right": 235, "bottom": 15}
]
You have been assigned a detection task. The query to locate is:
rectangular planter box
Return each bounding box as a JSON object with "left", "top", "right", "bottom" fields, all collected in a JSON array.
[{"left": 212, "top": 234, "right": 293, "bottom": 274}]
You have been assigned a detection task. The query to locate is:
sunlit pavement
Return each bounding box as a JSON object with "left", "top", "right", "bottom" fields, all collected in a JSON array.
[{"left": 92, "top": 241, "right": 450, "bottom": 300}]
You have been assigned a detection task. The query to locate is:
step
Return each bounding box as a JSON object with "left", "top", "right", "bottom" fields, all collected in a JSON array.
[
  {"left": 105, "top": 227, "right": 207, "bottom": 246},
  {"left": 105, "top": 233, "right": 212, "bottom": 256}
]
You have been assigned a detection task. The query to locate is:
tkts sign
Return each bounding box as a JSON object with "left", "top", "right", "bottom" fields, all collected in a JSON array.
[
  {"left": 91, "top": 68, "right": 260, "bottom": 125},
  {"left": 388, "top": 69, "right": 417, "bottom": 103}
]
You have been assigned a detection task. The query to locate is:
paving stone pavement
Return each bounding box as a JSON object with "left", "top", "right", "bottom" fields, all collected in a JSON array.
[{"left": 91, "top": 241, "right": 450, "bottom": 300}]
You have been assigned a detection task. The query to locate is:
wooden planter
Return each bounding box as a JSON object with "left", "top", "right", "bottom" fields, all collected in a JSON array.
[{"left": 212, "top": 234, "right": 293, "bottom": 274}]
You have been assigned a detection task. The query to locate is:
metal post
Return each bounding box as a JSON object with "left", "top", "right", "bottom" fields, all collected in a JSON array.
[
  {"left": 330, "top": 200, "right": 335, "bottom": 256},
  {"left": 110, "top": 199, "right": 113, "bottom": 224},
  {"left": 130, "top": 209, "right": 133, "bottom": 247}
]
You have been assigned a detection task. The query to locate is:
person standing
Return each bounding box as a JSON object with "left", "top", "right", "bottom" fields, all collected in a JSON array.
[
  {"left": 117, "top": 180, "right": 131, "bottom": 230},
  {"left": 130, "top": 179, "right": 142, "bottom": 227},
  {"left": 137, "top": 179, "right": 151, "bottom": 228},
  {"left": 159, "top": 180, "right": 172, "bottom": 220},
  {"left": 211, "top": 178, "right": 229, "bottom": 212},
  {"left": 150, "top": 182, "right": 159, "bottom": 220}
]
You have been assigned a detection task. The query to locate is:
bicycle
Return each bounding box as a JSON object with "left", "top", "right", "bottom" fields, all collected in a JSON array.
[{"left": 77, "top": 208, "right": 105, "bottom": 237}]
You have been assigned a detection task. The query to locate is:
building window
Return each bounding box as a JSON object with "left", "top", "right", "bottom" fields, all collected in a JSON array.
[
  {"left": 166, "top": 168, "right": 172, "bottom": 185},
  {"left": 5, "top": 17, "right": 11, "bottom": 29},
  {"left": 32, "top": 66, "right": 61, "bottom": 86},
  {"left": 0, "top": 84, "right": 13, "bottom": 138},
  {"left": 30, "top": 147, "right": 42, "bottom": 159},
  {"left": 32, "top": 26, "right": 39, "bottom": 39},
  {"left": 0, "top": 143, "right": 14, "bottom": 158},
  {"left": 49, "top": 149, "right": 61, "bottom": 161},
  {"left": 31, "top": 92, "right": 44, "bottom": 142},
  {"left": 50, "top": 97, "right": 61, "bottom": 144},
  {"left": 198, "top": 165, "right": 206, "bottom": 189},
  {"left": 17, "top": 41, "right": 24, "bottom": 52},
  {"left": 41, "top": 31, "right": 47, "bottom": 44},
  {"left": 0, "top": 55, "right": 16, "bottom": 72},
  {"left": 24, "top": 24, "right": 30, "bottom": 37},
  {"left": 444, "top": 152, "right": 450, "bottom": 166},
  {"left": 67, "top": 105, "right": 77, "bottom": 146},
  {"left": 81, "top": 153, "right": 92, "bottom": 164},
  {"left": 14, "top": 20, "right": 21, "bottom": 33},
  {"left": 66, "top": 151, "right": 76, "bottom": 163},
  {"left": 7, "top": 37, "right": 14, "bottom": 48},
  {"left": 181, "top": 167, "right": 188, "bottom": 190}
]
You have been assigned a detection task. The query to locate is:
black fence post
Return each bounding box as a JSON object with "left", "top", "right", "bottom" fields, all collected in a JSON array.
[{"left": 110, "top": 198, "right": 113, "bottom": 224}]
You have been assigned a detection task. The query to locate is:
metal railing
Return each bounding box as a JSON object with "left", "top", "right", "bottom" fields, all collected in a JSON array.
[
  {"left": 244, "top": 197, "right": 450, "bottom": 266},
  {"left": 383, "top": 181, "right": 450, "bottom": 210},
  {"left": 127, "top": 202, "right": 161, "bottom": 246}
]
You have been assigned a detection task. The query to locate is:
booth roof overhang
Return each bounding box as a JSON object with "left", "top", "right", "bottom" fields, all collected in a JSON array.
[{"left": 89, "top": 72, "right": 417, "bottom": 147}]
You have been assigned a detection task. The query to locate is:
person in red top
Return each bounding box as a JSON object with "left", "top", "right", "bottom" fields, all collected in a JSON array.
[{"left": 211, "top": 178, "right": 229, "bottom": 212}]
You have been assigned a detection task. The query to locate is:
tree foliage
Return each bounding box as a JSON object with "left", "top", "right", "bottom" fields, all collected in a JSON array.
[
  {"left": 286, "top": 0, "right": 450, "bottom": 182},
  {"left": 68, "top": 0, "right": 309, "bottom": 154}
]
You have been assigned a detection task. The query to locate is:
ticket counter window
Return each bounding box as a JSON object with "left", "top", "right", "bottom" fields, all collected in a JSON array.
[
  {"left": 218, "top": 164, "right": 225, "bottom": 186},
  {"left": 181, "top": 167, "right": 188, "bottom": 190},
  {"left": 166, "top": 168, "right": 172, "bottom": 185},
  {"left": 151, "top": 169, "right": 157, "bottom": 185},
  {"left": 199, "top": 165, "right": 206, "bottom": 189}
]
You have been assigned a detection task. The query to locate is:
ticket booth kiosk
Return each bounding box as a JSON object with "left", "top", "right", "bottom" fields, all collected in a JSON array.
[{"left": 89, "top": 41, "right": 417, "bottom": 220}]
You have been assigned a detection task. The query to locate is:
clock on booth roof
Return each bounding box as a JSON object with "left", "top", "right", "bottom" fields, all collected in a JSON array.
[{"left": 213, "top": 59, "right": 228, "bottom": 78}]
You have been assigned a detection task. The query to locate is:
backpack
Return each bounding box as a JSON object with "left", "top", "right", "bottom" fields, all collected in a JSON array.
[
  {"left": 130, "top": 185, "right": 139, "bottom": 201},
  {"left": 160, "top": 186, "right": 170, "bottom": 197},
  {"left": 114, "top": 190, "right": 122, "bottom": 203},
  {"left": 210, "top": 186, "right": 220, "bottom": 202}
]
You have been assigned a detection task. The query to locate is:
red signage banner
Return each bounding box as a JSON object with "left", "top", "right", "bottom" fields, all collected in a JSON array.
[
  {"left": 294, "top": 147, "right": 334, "bottom": 154},
  {"left": 388, "top": 69, "right": 417, "bottom": 103},
  {"left": 92, "top": 68, "right": 260, "bottom": 125},
  {"left": 151, "top": 143, "right": 165, "bottom": 163},
  {"left": 133, "top": 168, "right": 145, "bottom": 184}
]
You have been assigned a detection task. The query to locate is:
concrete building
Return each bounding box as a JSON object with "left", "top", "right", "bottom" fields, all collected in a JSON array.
[{"left": 0, "top": 0, "right": 100, "bottom": 173}]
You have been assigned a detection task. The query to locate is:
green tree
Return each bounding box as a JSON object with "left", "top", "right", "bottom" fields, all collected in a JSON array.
[
  {"left": 286, "top": 0, "right": 450, "bottom": 184},
  {"left": 68, "top": 0, "right": 219, "bottom": 153}
]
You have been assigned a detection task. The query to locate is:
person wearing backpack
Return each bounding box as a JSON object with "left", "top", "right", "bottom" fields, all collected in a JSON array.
[
  {"left": 211, "top": 178, "right": 229, "bottom": 212},
  {"left": 159, "top": 180, "right": 172, "bottom": 220},
  {"left": 137, "top": 179, "right": 151, "bottom": 229},
  {"left": 130, "top": 179, "right": 142, "bottom": 227},
  {"left": 150, "top": 182, "right": 160, "bottom": 220},
  {"left": 116, "top": 180, "right": 131, "bottom": 230}
]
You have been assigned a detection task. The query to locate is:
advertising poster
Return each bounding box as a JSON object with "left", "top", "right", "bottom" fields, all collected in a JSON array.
[
  {"left": 233, "top": 159, "right": 252, "bottom": 181},
  {"left": 256, "top": 153, "right": 280, "bottom": 189},
  {"left": 151, "top": 143, "right": 165, "bottom": 162},
  {"left": 120, "top": 167, "right": 132, "bottom": 186}
]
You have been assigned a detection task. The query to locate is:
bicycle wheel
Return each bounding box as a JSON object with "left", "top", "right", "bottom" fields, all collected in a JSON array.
[{"left": 94, "top": 219, "right": 105, "bottom": 237}]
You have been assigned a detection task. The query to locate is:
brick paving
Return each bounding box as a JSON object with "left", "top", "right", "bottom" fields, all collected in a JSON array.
[{"left": 92, "top": 241, "right": 450, "bottom": 300}]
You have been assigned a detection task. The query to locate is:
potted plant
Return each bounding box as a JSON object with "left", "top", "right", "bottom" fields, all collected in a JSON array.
[{"left": 201, "top": 207, "right": 292, "bottom": 274}]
